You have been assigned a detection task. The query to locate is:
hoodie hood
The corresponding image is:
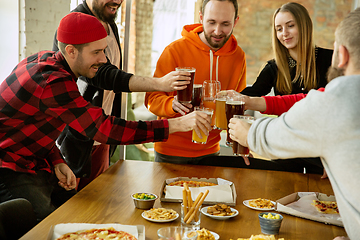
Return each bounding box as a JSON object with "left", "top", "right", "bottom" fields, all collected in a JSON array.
[{"left": 181, "top": 24, "right": 239, "bottom": 56}]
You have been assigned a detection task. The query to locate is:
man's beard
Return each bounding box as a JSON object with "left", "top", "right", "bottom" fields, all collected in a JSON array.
[
  {"left": 204, "top": 29, "right": 232, "bottom": 50},
  {"left": 92, "top": 0, "right": 119, "bottom": 23},
  {"left": 75, "top": 52, "right": 104, "bottom": 78},
  {"left": 327, "top": 66, "right": 345, "bottom": 83}
]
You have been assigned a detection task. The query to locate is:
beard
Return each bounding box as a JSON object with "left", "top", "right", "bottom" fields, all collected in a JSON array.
[
  {"left": 327, "top": 66, "right": 345, "bottom": 82},
  {"left": 204, "top": 29, "right": 232, "bottom": 50},
  {"left": 75, "top": 52, "right": 104, "bottom": 78},
  {"left": 92, "top": 0, "right": 120, "bottom": 23}
]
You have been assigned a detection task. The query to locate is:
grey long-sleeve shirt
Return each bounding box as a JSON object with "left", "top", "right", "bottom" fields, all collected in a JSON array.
[{"left": 248, "top": 75, "right": 360, "bottom": 239}]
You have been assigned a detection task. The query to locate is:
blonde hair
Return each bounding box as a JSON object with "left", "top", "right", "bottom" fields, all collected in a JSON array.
[
  {"left": 335, "top": 7, "right": 360, "bottom": 69},
  {"left": 272, "top": 2, "right": 317, "bottom": 94}
]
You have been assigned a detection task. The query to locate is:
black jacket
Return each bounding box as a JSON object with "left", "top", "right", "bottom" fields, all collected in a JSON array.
[
  {"left": 53, "top": 1, "right": 132, "bottom": 177},
  {"left": 241, "top": 47, "right": 333, "bottom": 96}
]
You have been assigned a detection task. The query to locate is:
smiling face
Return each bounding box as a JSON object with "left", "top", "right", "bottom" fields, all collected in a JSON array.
[
  {"left": 91, "top": 0, "right": 123, "bottom": 23},
  {"left": 274, "top": 11, "right": 299, "bottom": 54},
  {"left": 71, "top": 38, "right": 108, "bottom": 79},
  {"left": 200, "top": 0, "right": 239, "bottom": 51}
]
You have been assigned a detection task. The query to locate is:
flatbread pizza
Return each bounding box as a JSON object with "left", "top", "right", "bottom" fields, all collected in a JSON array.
[
  {"left": 56, "top": 227, "right": 137, "bottom": 240},
  {"left": 312, "top": 200, "right": 339, "bottom": 214},
  {"left": 168, "top": 180, "right": 217, "bottom": 188}
]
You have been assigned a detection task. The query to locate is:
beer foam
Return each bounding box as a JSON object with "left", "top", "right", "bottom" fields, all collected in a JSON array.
[{"left": 226, "top": 100, "right": 245, "bottom": 105}]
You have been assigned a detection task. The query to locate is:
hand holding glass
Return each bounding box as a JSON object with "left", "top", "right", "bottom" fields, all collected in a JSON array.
[
  {"left": 176, "top": 67, "right": 196, "bottom": 103},
  {"left": 225, "top": 95, "right": 245, "bottom": 146},
  {"left": 192, "top": 107, "right": 213, "bottom": 144},
  {"left": 232, "top": 115, "right": 255, "bottom": 157}
]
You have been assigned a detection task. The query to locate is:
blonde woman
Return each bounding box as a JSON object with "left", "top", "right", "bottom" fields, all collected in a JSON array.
[{"left": 241, "top": 2, "right": 333, "bottom": 96}]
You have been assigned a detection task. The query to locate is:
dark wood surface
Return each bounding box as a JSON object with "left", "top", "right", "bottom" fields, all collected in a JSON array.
[{"left": 20, "top": 160, "right": 346, "bottom": 240}]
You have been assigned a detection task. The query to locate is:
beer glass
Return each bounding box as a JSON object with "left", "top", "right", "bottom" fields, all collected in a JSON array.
[
  {"left": 202, "top": 80, "right": 220, "bottom": 126},
  {"left": 190, "top": 84, "right": 203, "bottom": 111},
  {"left": 225, "top": 95, "right": 245, "bottom": 146},
  {"left": 232, "top": 115, "right": 255, "bottom": 157},
  {"left": 214, "top": 91, "right": 228, "bottom": 130},
  {"left": 176, "top": 67, "right": 196, "bottom": 103},
  {"left": 192, "top": 107, "right": 213, "bottom": 144}
]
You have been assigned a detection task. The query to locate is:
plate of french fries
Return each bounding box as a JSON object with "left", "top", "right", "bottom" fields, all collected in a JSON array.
[
  {"left": 243, "top": 198, "right": 276, "bottom": 211},
  {"left": 201, "top": 204, "right": 238, "bottom": 220},
  {"left": 141, "top": 208, "right": 179, "bottom": 222}
]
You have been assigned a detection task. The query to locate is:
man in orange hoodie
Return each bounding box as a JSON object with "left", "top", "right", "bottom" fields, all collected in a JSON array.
[{"left": 145, "top": 0, "right": 247, "bottom": 164}]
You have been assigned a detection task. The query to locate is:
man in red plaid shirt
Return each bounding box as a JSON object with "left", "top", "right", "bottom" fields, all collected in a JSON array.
[{"left": 0, "top": 12, "right": 211, "bottom": 222}]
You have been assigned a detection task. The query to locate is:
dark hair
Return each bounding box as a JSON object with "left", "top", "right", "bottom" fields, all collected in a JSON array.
[{"left": 201, "top": 0, "right": 238, "bottom": 20}]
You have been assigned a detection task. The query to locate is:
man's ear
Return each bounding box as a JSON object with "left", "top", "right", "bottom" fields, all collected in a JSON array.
[
  {"left": 199, "top": 11, "right": 203, "bottom": 24},
  {"left": 337, "top": 45, "right": 349, "bottom": 68},
  {"left": 233, "top": 16, "right": 239, "bottom": 28},
  {"left": 65, "top": 44, "right": 77, "bottom": 59}
]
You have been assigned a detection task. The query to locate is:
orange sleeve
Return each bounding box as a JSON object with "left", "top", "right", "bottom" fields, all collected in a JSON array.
[{"left": 144, "top": 47, "right": 180, "bottom": 118}]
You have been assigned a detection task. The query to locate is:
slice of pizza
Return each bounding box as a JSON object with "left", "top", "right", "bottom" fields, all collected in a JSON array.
[
  {"left": 168, "top": 180, "right": 217, "bottom": 188},
  {"left": 312, "top": 200, "right": 339, "bottom": 214},
  {"left": 56, "top": 227, "right": 137, "bottom": 240}
]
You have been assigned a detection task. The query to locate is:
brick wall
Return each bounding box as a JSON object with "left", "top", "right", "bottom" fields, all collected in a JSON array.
[
  {"left": 234, "top": 0, "right": 352, "bottom": 85},
  {"left": 194, "top": 0, "right": 352, "bottom": 85},
  {"left": 19, "top": 0, "right": 70, "bottom": 59}
]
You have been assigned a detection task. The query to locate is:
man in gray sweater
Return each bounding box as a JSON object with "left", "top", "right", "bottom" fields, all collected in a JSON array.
[{"left": 228, "top": 8, "right": 360, "bottom": 240}]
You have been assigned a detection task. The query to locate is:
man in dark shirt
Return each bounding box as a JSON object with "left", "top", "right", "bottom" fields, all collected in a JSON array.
[{"left": 0, "top": 12, "right": 211, "bottom": 222}]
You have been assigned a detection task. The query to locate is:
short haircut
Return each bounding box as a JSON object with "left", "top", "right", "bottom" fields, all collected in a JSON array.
[
  {"left": 201, "top": 0, "right": 238, "bottom": 20},
  {"left": 58, "top": 41, "right": 89, "bottom": 56},
  {"left": 335, "top": 7, "right": 360, "bottom": 68}
]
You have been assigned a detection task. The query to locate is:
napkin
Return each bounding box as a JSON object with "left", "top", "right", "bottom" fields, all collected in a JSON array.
[{"left": 286, "top": 192, "right": 342, "bottom": 222}]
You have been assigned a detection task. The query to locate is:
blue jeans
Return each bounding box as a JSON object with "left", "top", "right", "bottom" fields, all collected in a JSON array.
[{"left": 0, "top": 168, "right": 76, "bottom": 222}]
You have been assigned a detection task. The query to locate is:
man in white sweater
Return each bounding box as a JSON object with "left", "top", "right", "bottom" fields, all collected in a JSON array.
[{"left": 228, "top": 8, "right": 360, "bottom": 240}]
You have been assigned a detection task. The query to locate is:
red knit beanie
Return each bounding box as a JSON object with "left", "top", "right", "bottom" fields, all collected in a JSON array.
[{"left": 57, "top": 12, "right": 107, "bottom": 45}]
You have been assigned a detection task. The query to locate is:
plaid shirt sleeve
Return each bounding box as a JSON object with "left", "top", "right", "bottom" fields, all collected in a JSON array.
[
  {"left": 0, "top": 51, "right": 169, "bottom": 174},
  {"left": 41, "top": 74, "right": 169, "bottom": 145}
]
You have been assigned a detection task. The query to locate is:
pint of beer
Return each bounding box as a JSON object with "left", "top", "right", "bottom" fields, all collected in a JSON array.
[
  {"left": 176, "top": 67, "right": 196, "bottom": 103},
  {"left": 225, "top": 96, "right": 245, "bottom": 146},
  {"left": 192, "top": 107, "right": 214, "bottom": 144}
]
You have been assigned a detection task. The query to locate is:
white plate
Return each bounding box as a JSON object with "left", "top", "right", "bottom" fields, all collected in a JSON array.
[
  {"left": 243, "top": 199, "right": 276, "bottom": 211},
  {"left": 210, "top": 231, "right": 220, "bottom": 240},
  {"left": 201, "top": 206, "right": 238, "bottom": 220},
  {"left": 141, "top": 211, "right": 179, "bottom": 223}
]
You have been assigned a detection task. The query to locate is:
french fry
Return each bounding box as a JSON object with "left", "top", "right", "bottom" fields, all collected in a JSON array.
[
  {"left": 186, "top": 190, "right": 209, "bottom": 224},
  {"left": 175, "top": 233, "right": 181, "bottom": 240}
]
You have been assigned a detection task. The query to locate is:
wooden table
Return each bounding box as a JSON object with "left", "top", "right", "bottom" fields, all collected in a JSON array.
[{"left": 20, "top": 160, "right": 346, "bottom": 240}]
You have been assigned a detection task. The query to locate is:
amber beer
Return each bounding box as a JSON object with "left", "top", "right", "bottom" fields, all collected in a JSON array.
[
  {"left": 176, "top": 67, "right": 196, "bottom": 103},
  {"left": 232, "top": 115, "right": 255, "bottom": 156},
  {"left": 192, "top": 107, "right": 213, "bottom": 144},
  {"left": 214, "top": 97, "right": 227, "bottom": 130},
  {"left": 225, "top": 100, "right": 245, "bottom": 146},
  {"left": 203, "top": 99, "right": 216, "bottom": 126}
]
